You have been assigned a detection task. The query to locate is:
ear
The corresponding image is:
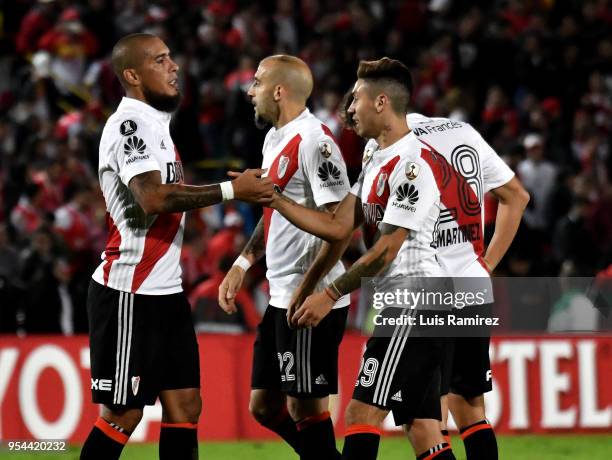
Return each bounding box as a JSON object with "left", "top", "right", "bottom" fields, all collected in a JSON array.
[
  {"left": 122, "top": 68, "right": 140, "bottom": 87},
  {"left": 375, "top": 94, "right": 387, "bottom": 113},
  {"left": 273, "top": 85, "right": 282, "bottom": 102}
]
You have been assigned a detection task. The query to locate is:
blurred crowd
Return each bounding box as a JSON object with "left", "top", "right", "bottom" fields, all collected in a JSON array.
[{"left": 0, "top": 0, "right": 611, "bottom": 335}]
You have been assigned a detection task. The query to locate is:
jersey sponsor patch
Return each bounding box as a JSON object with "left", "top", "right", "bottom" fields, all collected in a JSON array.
[
  {"left": 406, "top": 162, "right": 420, "bottom": 180},
  {"left": 319, "top": 141, "right": 332, "bottom": 158},
  {"left": 317, "top": 161, "right": 341, "bottom": 181},
  {"left": 119, "top": 120, "right": 137, "bottom": 136},
  {"left": 396, "top": 183, "right": 419, "bottom": 204},
  {"left": 124, "top": 136, "right": 146, "bottom": 156}
]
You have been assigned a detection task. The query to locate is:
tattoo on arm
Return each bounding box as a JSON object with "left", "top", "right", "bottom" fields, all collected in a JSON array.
[
  {"left": 331, "top": 223, "right": 403, "bottom": 296},
  {"left": 332, "top": 248, "right": 388, "bottom": 297},
  {"left": 129, "top": 171, "right": 223, "bottom": 214},
  {"left": 242, "top": 217, "right": 266, "bottom": 262},
  {"left": 274, "top": 190, "right": 297, "bottom": 206},
  {"left": 161, "top": 184, "right": 222, "bottom": 213}
]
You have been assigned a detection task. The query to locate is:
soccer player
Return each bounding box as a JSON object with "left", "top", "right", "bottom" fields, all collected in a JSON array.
[
  {"left": 271, "top": 58, "right": 457, "bottom": 460},
  {"left": 217, "top": 55, "right": 351, "bottom": 459},
  {"left": 394, "top": 114, "right": 529, "bottom": 459},
  {"left": 81, "top": 33, "right": 273, "bottom": 460}
]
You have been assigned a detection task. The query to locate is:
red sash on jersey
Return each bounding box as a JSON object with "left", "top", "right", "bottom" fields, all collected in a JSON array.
[
  {"left": 102, "top": 213, "right": 121, "bottom": 286},
  {"left": 263, "top": 133, "right": 302, "bottom": 244},
  {"left": 362, "top": 155, "right": 401, "bottom": 248},
  {"left": 418, "top": 140, "right": 488, "bottom": 271}
]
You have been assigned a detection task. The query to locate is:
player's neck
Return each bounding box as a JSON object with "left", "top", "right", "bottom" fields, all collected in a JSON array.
[
  {"left": 376, "top": 117, "right": 411, "bottom": 150},
  {"left": 124, "top": 89, "right": 147, "bottom": 105},
  {"left": 275, "top": 104, "right": 306, "bottom": 129}
]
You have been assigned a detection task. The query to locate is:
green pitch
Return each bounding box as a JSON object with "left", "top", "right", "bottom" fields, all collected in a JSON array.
[{"left": 2, "top": 435, "right": 612, "bottom": 459}]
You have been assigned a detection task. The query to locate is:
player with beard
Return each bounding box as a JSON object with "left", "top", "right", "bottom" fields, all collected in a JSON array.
[
  {"left": 81, "top": 34, "right": 273, "bottom": 460},
  {"left": 218, "top": 55, "right": 351, "bottom": 459}
]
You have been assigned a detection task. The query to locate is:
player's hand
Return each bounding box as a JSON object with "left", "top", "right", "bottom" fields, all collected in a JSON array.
[
  {"left": 291, "top": 291, "right": 334, "bottom": 328},
  {"left": 227, "top": 169, "right": 274, "bottom": 205},
  {"left": 218, "top": 266, "right": 246, "bottom": 314},
  {"left": 269, "top": 190, "right": 284, "bottom": 210},
  {"left": 286, "top": 283, "right": 316, "bottom": 328}
]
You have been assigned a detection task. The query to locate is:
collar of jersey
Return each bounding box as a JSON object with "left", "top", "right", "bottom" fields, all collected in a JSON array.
[
  {"left": 270, "top": 108, "right": 311, "bottom": 138},
  {"left": 118, "top": 97, "right": 172, "bottom": 124},
  {"left": 371, "top": 132, "right": 414, "bottom": 164}
]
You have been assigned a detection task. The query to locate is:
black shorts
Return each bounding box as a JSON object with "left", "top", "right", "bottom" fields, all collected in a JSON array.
[
  {"left": 87, "top": 280, "right": 200, "bottom": 407},
  {"left": 251, "top": 305, "right": 348, "bottom": 399},
  {"left": 440, "top": 335, "right": 492, "bottom": 398},
  {"left": 353, "top": 334, "right": 447, "bottom": 426}
]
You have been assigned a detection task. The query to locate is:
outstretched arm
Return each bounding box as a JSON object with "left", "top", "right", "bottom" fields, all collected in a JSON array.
[
  {"left": 129, "top": 169, "right": 273, "bottom": 215},
  {"left": 271, "top": 191, "right": 363, "bottom": 242},
  {"left": 483, "top": 177, "right": 530, "bottom": 271}
]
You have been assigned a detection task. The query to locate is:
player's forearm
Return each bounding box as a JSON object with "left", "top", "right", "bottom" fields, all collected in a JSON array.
[
  {"left": 135, "top": 182, "right": 224, "bottom": 215},
  {"left": 328, "top": 245, "right": 390, "bottom": 297},
  {"left": 303, "top": 237, "right": 351, "bottom": 288},
  {"left": 240, "top": 217, "right": 266, "bottom": 265},
  {"left": 484, "top": 184, "right": 530, "bottom": 271},
  {"left": 328, "top": 225, "right": 406, "bottom": 297},
  {"left": 272, "top": 192, "right": 352, "bottom": 242},
  {"left": 157, "top": 184, "right": 224, "bottom": 213}
]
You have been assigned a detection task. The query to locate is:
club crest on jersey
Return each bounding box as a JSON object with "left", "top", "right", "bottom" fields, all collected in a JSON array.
[
  {"left": 120, "top": 120, "right": 137, "bottom": 136},
  {"left": 319, "top": 141, "right": 332, "bottom": 158},
  {"left": 376, "top": 173, "right": 388, "bottom": 197},
  {"left": 406, "top": 162, "right": 420, "bottom": 180},
  {"left": 131, "top": 376, "right": 140, "bottom": 396},
  {"left": 124, "top": 136, "right": 146, "bottom": 156},
  {"left": 277, "top": 155, "right": 290, "bottom": 178}
]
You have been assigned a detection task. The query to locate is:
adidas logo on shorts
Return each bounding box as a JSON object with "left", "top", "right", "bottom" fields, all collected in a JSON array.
[
  {"left": 391, "top": 390, "right": 403, "bottom": 402},
  {"left": 315, "top": 374, "right": 328, "bottom": 385}
]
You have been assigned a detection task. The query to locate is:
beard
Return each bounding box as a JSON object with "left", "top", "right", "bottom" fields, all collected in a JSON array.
[
  {"left": 254, "top": 112, "right": 269, "bottom": 130},
  {"left": 142, "top": 85, "right": 182, "bottom": 113}
]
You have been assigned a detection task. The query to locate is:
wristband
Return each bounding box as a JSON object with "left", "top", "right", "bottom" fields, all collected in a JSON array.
[
  {"left": 329, "top": 281, "right": 343, "bottom": 299},
  {"left": 233, "top": 255, "right": 252, "bottom": 272},
  {"left": 324, "top": 287, "right": 339, "bottom": 302},
  {"left": 220, "top": 181, "right": 234, "bottom": 201}
]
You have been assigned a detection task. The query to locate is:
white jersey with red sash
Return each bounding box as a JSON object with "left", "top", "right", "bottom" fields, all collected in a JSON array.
[
  {"left": 92, "top": 97, "right": 185, "bottom": 295},
  {"left": 408, "top": 114, "right": 514, "bottom": 278},
  {"left": 262, "top": 109, "right": 350, "bottom": 309},
  {"left": 351, "top": 132, "right": 443, "bottom": 278}
]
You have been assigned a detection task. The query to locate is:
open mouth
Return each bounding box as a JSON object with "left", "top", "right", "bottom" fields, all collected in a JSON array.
[{"left": 169, "top": 79, "right": 178, "bottom": 88}]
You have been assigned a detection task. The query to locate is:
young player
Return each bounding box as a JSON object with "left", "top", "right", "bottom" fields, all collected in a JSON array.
[{"left": 270, "top": 57, "right": 457, "bottom": 460}]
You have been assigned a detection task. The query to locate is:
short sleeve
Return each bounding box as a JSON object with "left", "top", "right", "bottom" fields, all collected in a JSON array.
[
  {"left": 350, "top": 169, "right": 365, "bottom": 197},
  {"left": 382, "top": 158, "right": 440, "bottom": 232},
  {"left": 301, "top": 135, "right": 350, "bottom": 207},
  {"left": 114, "top": 117, "right": 161, "bottom": 186},
  {"left": 479, "top": 134, "right": 514, "bottom": 192}
]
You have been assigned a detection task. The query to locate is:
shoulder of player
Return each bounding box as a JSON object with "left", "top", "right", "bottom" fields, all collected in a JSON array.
[
  {"left": 410, "top": 117, "right": 467, "bottom": 137},
  {"left": 391, "top": 150, "right": 438, "bottom": 186},
  {"left": 105, "top": 109, "right": 162, "bottom": 139},
  {"left": 297, "top": 123, "right": 339, "bottom": 158}
]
